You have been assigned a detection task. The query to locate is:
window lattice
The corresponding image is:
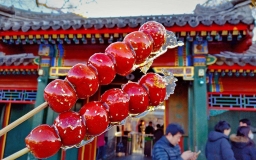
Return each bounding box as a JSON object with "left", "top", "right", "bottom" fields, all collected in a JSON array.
[
  {"left": 208, "top": 93, "right": 256, "bottom": 109},
  {"left": 0, "top": 90, "right": 37, "bottom": 103}
]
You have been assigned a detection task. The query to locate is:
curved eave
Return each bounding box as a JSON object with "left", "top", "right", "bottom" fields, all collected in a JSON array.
[
  {"left": 0, "top": 23, "right": 250, "bottom": 36},
  {"left": 208, "top": 64, "right": 256, "bottom": 71},
  {"left": 0, "top": 1, "right": 253, "bottom": 32},
  {"left": 0, "top": 15, "right": 253, "bottom": 33}
]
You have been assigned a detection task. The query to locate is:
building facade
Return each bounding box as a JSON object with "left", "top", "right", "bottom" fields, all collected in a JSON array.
[{"left": 0, "top": 0, "right": 255, "bottom": 160}]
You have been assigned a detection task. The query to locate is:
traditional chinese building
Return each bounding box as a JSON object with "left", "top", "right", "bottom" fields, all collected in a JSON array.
[{"left": 0, "top": 0, "right": 255, "bottom": 160}]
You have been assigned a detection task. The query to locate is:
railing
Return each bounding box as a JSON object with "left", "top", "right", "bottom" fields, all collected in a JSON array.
[{"left": 208, "top": 92, "right": 256, "bottom": 111}]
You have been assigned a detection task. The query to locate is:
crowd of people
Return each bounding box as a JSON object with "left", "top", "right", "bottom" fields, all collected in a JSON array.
[
  {"left": 96, "top": 118, "right": 256, "bottom": 160},
  {"left": 151, "top": 118, "right": 256, "bottom": 160},
  {"left": 152, "top": 123, "right": 199, "bottom": 160},
  {"left": 137, "top": 119, "right": 164, "bottom": 148},
  {"left": 205, "top": 119, "right": 256, "bottom": 160}
]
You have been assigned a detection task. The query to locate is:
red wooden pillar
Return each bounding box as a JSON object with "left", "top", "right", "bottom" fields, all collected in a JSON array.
[
  {"left": 60, "top": 149, "right": 66, "bottom": 160},
  {"left": 165, "top": 100, "right": 184, "bottom": 152},
  {"left": 0, "top": 103, "right": 11, "bottom": 159},
  {"left": 78, "top": 137, "right": 97, "bottom": 160},
  {"left": 178, "top": 137, "right": 184, "bottom": 153}
]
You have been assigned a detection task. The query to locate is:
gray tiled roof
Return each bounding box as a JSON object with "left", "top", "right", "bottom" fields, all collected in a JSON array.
[
  {"left": 214, "top": 43, "right": 256, "bottom": 66},
  {"left": 0, "top": 0, "right": 253, "bottom": 32},
  {"left": 0, "top": 53, "right": 37, "bottom": 66}
]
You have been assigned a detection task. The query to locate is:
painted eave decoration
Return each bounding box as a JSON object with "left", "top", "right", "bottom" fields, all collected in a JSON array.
[
  {"left": 0, "top": 53, "right": 38, "bottom": 75},
  {"left": 208, "top": 43, "right": 256, "bottom": 75},
  {"left": 153, "top": 67, "right": 194, "bottom": 81}
]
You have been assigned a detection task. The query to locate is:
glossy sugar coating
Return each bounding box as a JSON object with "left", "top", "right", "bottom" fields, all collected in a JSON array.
[
  {"left": 122, "top": 82, "right": 149, "bottom": 115},
  {"left": 53, "top": 111, "right": 86, "bottom": 146},
  {"left": 66, "top": 63, "right": 99, "bottom": 99},
  {"left": 105, "top": 42, "right": 135, "bottom": 76},
  {"left": 139, "top": 21, "right": 166, "bottom": 52},
  {"left": 139, "top": 73, "right": 166, "bottom": 106},
  {"left": 79, "top": 101, "right": 109, "bottom": 135},
  {"left": 88, "top": 53, "right": 116, "bottom": 85},
  {"left": 25, "top": 124, "right": 62, "bottom": 159},
  {"left": 44, "top": 79, "right": 77, "bottom": 113},
  {"left": 26, "top": 20, "right": 179, "bottom": 159},
  {"left": 101, "top": 88, "right": 129, "bottom": 123},
  {"left": 123, "top": 31, "right": 153, "bottom": 64}
]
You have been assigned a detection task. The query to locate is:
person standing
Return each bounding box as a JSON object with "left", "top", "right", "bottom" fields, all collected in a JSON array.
[
  {"left": 152, "top": 123, "right": 197, "bottom": 160},
  {"left": 144, "top": 121, "right": 155, "bottom": 157},
  {"left": 205, "top": 120, "right": 235, "bottom": 160},
  {"left": 96, "top": 133, "right": 106, "bottom": 160},
  {"left": 123, "top": 117, "right": 132, "bottom": 135},
  {"left": 230, "top": 126, "right": 256, "bottom": 160},
  {"left": 137, "top": 120, "right": 145, "bottom": 148},
  {"left": 153, "top": 124, "right": 164, "bottom": 144},
  {"left": 145, "top": 121, "right": 155, "bottom": 135},
  {"left": 239, "top": 118, "right": 251, "bottom": 127},
  {"left": 239, "top": 118, "right": 256, "bottom": 142}
]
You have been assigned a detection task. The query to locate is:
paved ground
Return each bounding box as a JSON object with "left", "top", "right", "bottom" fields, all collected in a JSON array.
[{"left": 113, "top": 148, "right": 152, "bottom": 160}]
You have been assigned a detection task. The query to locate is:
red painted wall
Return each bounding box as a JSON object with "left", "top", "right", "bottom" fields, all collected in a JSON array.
[
  {"left": 220, "top": 77, "right": 256, "bottom": 93},
  {"left": 61, "top": 44, "right": 177, "bottom": 67},
  {"left": 0, "top": 75, "right": 38, "bottom": 90},
  {"left": 0, "top": 44, "right": 38, "bottom": 55}
]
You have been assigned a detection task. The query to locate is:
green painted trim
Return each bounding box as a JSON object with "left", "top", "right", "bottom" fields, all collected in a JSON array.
[
  {"left": 209, "top": 80, "right": 213, "bottom": 92},
  {"left": 54, "top": 45, "right": 58, "bottom": 57},
  {"left": 206, "top": 55, "right": 217, "bottom": 65},
  {"left": 209, "top": 110, "right": 228, "bottom": 116},
  {"left": 32, "top": 67, "right": 50, "bottom": 128},
  {"left": 214, "top": 73, "right": 219, "bottom": 86},
  {"left": 178, "top": 56, "right": 183, "bottom": 66},
  {"left": 184, "top": 44, "right": 187, "bottom": 56},
  {"left": 46, "top": 108, "right": 59, "bottom": 125},
  {"left": 58, "top": 58, "right": 62, "bottom": 66},
  {"left": 186, "top": 41, "right": 191, "bottom": 55},
  {"left": 183, "top": 136, "right": 189, "bottom": 151},
  {"left": 209, "top": 86, "right": 212, "bottom": 92},
  {"left": 66, "top": 148, "right": 79, "bottom": 160},
  {"left": 33, "top": 57, "right": 39, "bottom": 65},
  {"left": 27, "top": 67, "right": 50, "bottom": 160},
  {"left": 188, "top": 85, "right": 194, "bottom": 150},
  {"left": 193, "top": 66, "right": 208, "bottom": 160}
]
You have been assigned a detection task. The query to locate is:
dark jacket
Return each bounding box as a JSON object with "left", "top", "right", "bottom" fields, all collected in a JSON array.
[
  {"left": 154, "top": 129, "right": 164, "bottom": 144},
  {"left": 152, "top": 136, "right": 183, "bottom": 160},
  {"left": 230, "top": 134, "right": 256, "bottom": 160},
  {"left": 205, "top": 131, "right": 235, "bottom": 160},
  {"left": 145, "top": 125, "right": 154, "bottom": 134}
]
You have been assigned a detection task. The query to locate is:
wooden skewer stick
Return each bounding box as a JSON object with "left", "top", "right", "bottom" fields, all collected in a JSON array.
[
  {"left": 3, "top": 147, "right": 30, "bottom": 160},
  {"left": 0, "top": 102, "right": 48, "bottom": 137}
]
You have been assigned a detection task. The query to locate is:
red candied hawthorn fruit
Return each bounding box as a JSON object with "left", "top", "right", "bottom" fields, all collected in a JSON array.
[
  {"left": 139, "top": 21, "right": 166, "bottom": 52},
  {"left": 101, "top": 88, "right": 129, "bottom": 123},
  {"left": 122, "top": 82, "right": 149, "bottom": 115},
  {"left": 44, "top": 79, "right": 77, "bottom": 113},
  {"left": 66, "top": 63, "right": 99, "bottom": 99},
  {"left": 25, "top": 124, "right": 62, "bottom": 159},
  {"left": 123, "top": 31, "right": 153, "bottom": 64},
  {"left": 105, "top": 42, "right": 135, "bottom": 76},
  {"left": 138, "top": 73, "right": 166, "bottom": 106},
  {"left": 79, "top": 101, "right": 109, "bottom": 135},
  {"left": 88, "top": 53, "right": 116, "bottom": 85},
  {"left": 53, "top": 111, "right": 86, "bottom": 146}
]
